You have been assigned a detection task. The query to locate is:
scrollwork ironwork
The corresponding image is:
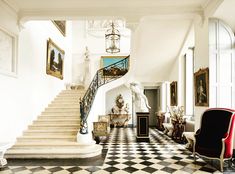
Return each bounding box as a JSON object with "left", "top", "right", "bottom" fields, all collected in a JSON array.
[{"left": 79, "top": 56, "right": 129, "bottom": 134}]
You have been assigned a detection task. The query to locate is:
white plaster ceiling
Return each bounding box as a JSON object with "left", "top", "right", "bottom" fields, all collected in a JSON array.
[
  {"left": 213, "top": 0, "right": 235, "bottom": 32},
  {"left": 132, "top": 17, "right": 193, "bottom": 82}
]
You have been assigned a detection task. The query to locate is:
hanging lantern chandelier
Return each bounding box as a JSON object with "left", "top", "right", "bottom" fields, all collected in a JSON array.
[{"left": 105, "top": 22, "right": 120, "bottom": 54}]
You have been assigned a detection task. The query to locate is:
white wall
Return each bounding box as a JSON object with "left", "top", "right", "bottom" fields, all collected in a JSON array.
[
  {"left": 87, "top": 77, "right": 128, "bottom": 131},
  {"left": 105, "top": 85, "right": 132, "bottom": 124},
  {"left": 194, "top": 18, "right": 209, "bottom": 130},
  {"left": 0, "top": 7, "right": 72, "bottom": 142},
  {"left": 130, "top": 17, "right": 192, "bottom": 83}
]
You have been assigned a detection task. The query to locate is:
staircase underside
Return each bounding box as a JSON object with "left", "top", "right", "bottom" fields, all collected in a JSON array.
[{"left": 5, "top": 89, "right": 102, "bottom": 159}]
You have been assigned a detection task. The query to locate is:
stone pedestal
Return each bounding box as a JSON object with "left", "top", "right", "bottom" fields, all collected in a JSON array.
[
  {"left": 136, "top": 112, "right": 149, "bottom": 142},
  {"left": 77, "top": 132, "right": 96, "bottom": 145},
  {"left": 76, "top": 132, "right": 102, "bottom": 158}
]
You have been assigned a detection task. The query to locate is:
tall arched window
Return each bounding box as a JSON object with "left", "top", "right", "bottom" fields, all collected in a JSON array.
[{"left": 209, "top": 19, "right": 235, "bottom": 108}]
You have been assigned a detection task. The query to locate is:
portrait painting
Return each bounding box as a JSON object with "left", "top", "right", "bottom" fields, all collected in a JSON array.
[
  {"left": 100, "top": 56, "right": 129, "bottom": 76},
  {"left": 170, "top": 81, "right": 177, "bottom": 106},
  {"left": 46, "top": 38, "right": 64, "bottom": 80},
  {"left": 194, "top": 68, "right": 209, "bottom": 106}
]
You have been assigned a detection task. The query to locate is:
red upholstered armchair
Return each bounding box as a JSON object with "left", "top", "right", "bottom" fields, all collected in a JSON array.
[{"left": 194, "top": 108, "right": 235, "bottom": 172}]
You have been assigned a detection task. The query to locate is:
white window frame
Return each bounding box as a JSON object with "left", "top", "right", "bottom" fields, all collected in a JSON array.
[{"left": 0, "top": 26, "right": 18, "bottom": 78}]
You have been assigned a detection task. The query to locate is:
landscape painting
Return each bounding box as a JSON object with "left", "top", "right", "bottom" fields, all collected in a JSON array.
[
  {"left": 46, "top": 38, "right": 64, "bottom": 80},
  {"left": 101, "top": 56, "right": 129, "bottom": 76}
]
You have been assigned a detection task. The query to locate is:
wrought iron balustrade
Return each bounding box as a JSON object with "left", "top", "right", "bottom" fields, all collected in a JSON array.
[{"left": 79, "top": 55, "right": 129, "bottom": 134}]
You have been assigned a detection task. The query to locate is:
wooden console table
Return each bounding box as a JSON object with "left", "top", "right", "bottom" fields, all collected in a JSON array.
[{"left": 110, "top": 114, "right": 131, "bottom": 127}]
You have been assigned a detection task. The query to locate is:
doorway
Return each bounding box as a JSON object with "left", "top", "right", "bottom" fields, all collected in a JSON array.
[{"left": 144, "top": 88, "right": 160, "bottom": 127}]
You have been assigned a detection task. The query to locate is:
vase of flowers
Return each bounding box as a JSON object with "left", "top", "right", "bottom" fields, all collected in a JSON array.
[{"left": 170, "top": 106, "right": 185, "bottom": 123}]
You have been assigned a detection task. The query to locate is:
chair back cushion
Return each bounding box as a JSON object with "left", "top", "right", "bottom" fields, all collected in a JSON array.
[{"left": 195, "top": 108, "right": 235, "bottom": 158}]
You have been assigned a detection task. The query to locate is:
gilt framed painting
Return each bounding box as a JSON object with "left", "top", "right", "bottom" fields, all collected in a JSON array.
[
  {"left": 170, "top": 81, "right": 177, "bottom": 106},
  {"left": 194, "top": 68, "right": 209, "bottom": 106},
  {"left": 100, "top": 56, "right": 129, "bottom": 76},
  {"left": 52, "top": 20, "right": 66, "bottom": 37},
  {"left": 46, "top": 38, "right": 64, "bottom": 80}
]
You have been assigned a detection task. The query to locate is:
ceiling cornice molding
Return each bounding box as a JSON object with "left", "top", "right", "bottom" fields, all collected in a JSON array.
[
  {"left": 18, "top": 5, "right": 204, "bottom": 24},
  {"left": 1, "top": 0, "right": 19, "bottom": 13},
  {"left": 203, "top": 0, "right": 224, "bottom": 17}
]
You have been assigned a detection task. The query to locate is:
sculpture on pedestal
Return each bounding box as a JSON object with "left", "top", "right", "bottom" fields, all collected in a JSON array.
[
  {"left": 84, "top": 46, "right": 91, "bottom": 88},
  {"left": 129, "top": 82, "right": 151, "bottom": 112}
]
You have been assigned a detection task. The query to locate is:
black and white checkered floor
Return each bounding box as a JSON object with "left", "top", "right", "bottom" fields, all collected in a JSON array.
[{"left": 1, "top": 128, "right": 235, "bottom": 174}]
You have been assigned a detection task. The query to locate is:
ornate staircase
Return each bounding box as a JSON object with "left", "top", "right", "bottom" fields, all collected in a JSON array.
[
  {"left": 5, "top": 55, "right": 129, "bottom": 159},
  {"left": 5, "top": 89, "right": 101, "bottom": 158}
]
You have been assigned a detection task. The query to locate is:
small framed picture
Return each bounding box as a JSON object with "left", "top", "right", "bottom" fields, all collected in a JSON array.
[
  {"left": 100, "top": 56, "right": 129, "bottom": 76},
  {"left": 170, "top": 81, "right": 177, "bottom": 106},
  {"left": 194, "top": 68, "right": 209, "bottom": 106},
  {"left": 46, "top": 38, "right": 64, "bottom": 80},
  {"left": 52, "top": 21, "right": 66, "bottom": 37}
]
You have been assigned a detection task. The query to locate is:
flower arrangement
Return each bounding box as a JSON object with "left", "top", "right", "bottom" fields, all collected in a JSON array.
[{"left": 168, "top": 106, "right": 185, "bottom": 123}]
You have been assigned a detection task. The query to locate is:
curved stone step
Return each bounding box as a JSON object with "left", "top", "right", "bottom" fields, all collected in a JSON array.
[{"left": 5, "top": 144, "right": 102, "bottom": 158}]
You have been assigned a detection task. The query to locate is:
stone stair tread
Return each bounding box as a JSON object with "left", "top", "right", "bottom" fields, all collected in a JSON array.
[
  {"left": 36, "top": 118, "right": 79, "bottom": 121},
  {"left": 24, "top": 129, "right": 78, "bottom": 132},
  {"left": 41, "top": 112, "right": 79, "bottom": 115},
  {"left": 48, "top": 104, "right": 80, "bottom": 106},
  {"left": 45, "top": 108, "right": 79, "bottom": 110},
  {"left": 13, "top": 141, "right": 84, "bottom": 146},
  {"left": 28, "top": 126, "right": 79, "bottom": 129},
  {"left": 5, "top": 144, "right": 102, "bottom": 158},
  {"left": 31, "top": 123, "right": 79, "bottom": 125},
  {"left": 34, "top": 119, "right": 79, "bottom": 122},
  {"left": 43, "top": 110, "right": 79, "bottom": 112},
  {"left": 18, "top": 135, "right": 76, "bottom": 138},
  {"left": 16, "top": 138, "right": 76, "bottom": 142},
  {"left": 7, "top": 147, "right": 98, "bottom": 154},
  {"left": 61, "top": 89, "right": 86, "bottom": 92},
  {"left": 37, "top": 117, "right": 79, "bottom": 120}
]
